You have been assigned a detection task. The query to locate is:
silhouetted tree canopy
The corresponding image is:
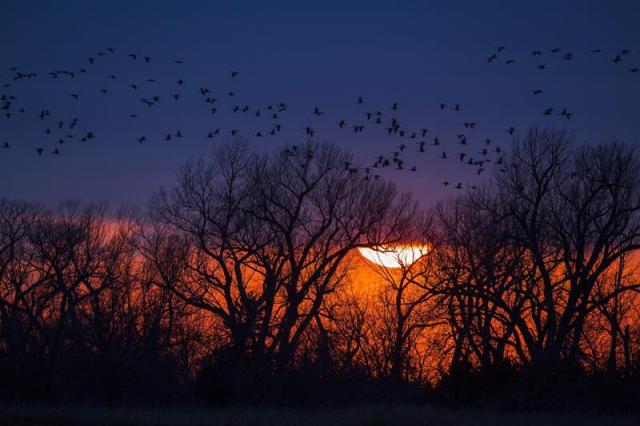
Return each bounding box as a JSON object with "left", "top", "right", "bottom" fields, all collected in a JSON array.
[{"left": 1, "top": 134, "right": 640, "bottom": 410}]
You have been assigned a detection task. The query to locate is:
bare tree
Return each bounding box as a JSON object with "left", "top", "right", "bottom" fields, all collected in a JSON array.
[
  {"left": 430, "top": 129, "right": 640, "bottom": 375},
  {"left": 430, "top": 191, "right": 528, "bottom": 371},
  {"left": 495, "top": 131, "right": 640, "bottom": 370},
  {"left": 358, "top": 214, "right": 444, "bottom": 382},
  {"left": 148, "top": 140, "right": 414, "bottom": 370}
]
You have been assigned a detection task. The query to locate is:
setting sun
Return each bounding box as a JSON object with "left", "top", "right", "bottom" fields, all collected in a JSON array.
[{"left": 358, "top": 245, "right": 428, "bottom": 268}]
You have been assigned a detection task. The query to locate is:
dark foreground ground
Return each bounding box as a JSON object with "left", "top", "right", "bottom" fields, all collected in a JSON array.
[{"left": 1, "top": 405, "right": 638, "bottom": 426}]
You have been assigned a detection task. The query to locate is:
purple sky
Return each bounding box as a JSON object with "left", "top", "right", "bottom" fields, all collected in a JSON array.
[{"left": 1, "top": 0, "right": 639, "bottom": 209}]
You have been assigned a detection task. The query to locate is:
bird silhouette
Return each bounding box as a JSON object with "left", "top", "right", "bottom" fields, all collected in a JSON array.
[{"left": 560, "top": 108, "right": 573, "bottom": 119}]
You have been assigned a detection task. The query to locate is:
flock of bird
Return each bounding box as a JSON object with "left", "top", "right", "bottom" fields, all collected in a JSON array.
[
  {"left": 487, "top": 45, "right": 637, "bottom": 120},
  {"left": 1, "top": 45, "right": 637, "bottom": 190}
]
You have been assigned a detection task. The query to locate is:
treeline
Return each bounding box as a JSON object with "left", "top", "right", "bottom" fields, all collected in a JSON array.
[{"left": 1, "top": 129, "right": 640, "bottom": 411}]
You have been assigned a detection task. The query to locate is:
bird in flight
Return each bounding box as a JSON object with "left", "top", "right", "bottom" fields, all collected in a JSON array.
[{"left": 560, "top": 107, "right": 573, "bottom": 119}]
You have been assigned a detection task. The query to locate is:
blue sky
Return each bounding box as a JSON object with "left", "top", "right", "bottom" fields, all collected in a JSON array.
[{"left": 1, "top": 0, "right": 639, "bottom": 207}]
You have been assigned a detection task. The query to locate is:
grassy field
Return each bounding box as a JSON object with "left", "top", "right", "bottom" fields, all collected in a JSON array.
[{"left": 1, "top": 404, "right": 638, "bottom": 426}]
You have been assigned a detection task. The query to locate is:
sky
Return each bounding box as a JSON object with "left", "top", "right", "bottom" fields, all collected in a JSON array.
[{"left": 1, "top": 0, "right": 639, "bottom": 209}]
